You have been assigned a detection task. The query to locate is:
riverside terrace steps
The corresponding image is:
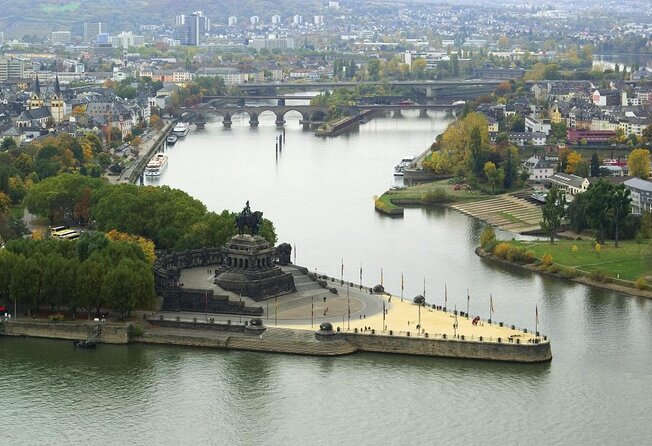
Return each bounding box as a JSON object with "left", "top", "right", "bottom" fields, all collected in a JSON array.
[{"left": 450, "top": 194, "right": 542, "bottom": 233}]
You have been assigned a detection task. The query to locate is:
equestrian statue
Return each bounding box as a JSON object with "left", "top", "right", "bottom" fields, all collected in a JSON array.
[{"left": 236, "top": 200, "right": 263, "bottom": 235}]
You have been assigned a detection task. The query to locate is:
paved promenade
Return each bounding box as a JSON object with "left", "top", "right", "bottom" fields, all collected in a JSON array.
[{"left": 175, "top": 265, "right": 539, "bottom": 342}]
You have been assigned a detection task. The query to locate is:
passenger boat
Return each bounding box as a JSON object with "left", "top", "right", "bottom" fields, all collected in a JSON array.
[
  {"left": 144, "top": 153, "right": 168, "bottom": 177},
  {"left": 166, "top": 133, "right": 178, "bottom": 145},
  {"left": 173, "top": 122, "right": 190, "bottom": 137},
  {"left": 394, "top": 156, "right": 415, "bottom": 176}
]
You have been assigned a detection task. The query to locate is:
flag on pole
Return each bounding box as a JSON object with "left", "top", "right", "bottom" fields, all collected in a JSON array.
[
  {"left": 359, "top": 264, "right": 362, "bottom": 283},
  {"left": 293, "top": 244, "right": 296, "bottom": 264},
  {"left": 444, "top": 283, "right": 448, "bottom": 307},
  {"left": 401, "top": 273, "right": 404, "bottom": 291},
  {"left": 341, "top": 258, "right": 344, "bottom": 276},
  {"left": 536, "top": 304, "right": 539, "bottom": 325},
  {"left": 490, "top": 294, "right": 494, "bottom": 316},
  {"left": 381, "top": 268, "right": 384, "bottom": 286},
  {"left": 423, "top": 278, "right": 426, "bottom": 299}
]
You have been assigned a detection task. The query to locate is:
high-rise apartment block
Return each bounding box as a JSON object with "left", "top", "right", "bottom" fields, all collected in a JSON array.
[
  {"left": 83, "top": 22, "right": 106, "bottom": 44},
  {"left": 177, "top": 11, "right": 210, "bottom": 45},
  {"left": 51, "top": 31, "right": 71, "bottom": 45}
]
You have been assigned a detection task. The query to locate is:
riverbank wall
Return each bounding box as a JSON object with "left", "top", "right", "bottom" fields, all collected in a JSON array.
[
  {"left": 343, "top": 332, "right": 551, "bottom": 363},
  {"left": 0, "top": 320, "right": 130, "bottom": 344},
  {"left": 1, "top": 317, "right": 551, "bottom": 363}
]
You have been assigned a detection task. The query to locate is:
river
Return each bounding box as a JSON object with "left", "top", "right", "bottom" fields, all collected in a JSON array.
[{"left": 2, "top": 110, "right": 651, "bottom": 445}]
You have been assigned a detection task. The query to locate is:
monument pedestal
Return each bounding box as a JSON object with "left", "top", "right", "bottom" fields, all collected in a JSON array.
[{"left": 215, "top": 235, "right": 296, "bottom": 301}]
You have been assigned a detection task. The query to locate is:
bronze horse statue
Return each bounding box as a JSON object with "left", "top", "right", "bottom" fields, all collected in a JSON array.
[{"left": 236, "top": 210, "right": 263, "bottom": 235}]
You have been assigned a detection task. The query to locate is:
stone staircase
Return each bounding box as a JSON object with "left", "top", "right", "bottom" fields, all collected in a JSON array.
[
  {"left": 450, "top": 194, "right": 542, "bottom": 233},
  {"left": 228, "top": 328, "right": 357, "bottom": 356},
  {"left": 287, "top": 268, "right": 323, "bottom": 292}
]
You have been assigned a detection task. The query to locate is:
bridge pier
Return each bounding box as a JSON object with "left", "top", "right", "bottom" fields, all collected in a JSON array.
[
  {"left": 393, "top": 110, "right": 404, "bottom": 119},
  {"left": 275, "top": 112, "right": 286, "bottom": 127},
  {"left": 249, "top": 113, "right": 259, "bottom": 127},
  {"left": 419, "top": 108, "right": 429, "bottom": 119},
  {"left": 445, "top": 108, "right": 454, "bottom": 118},
  {"left": 222, "top": 113, "right": 232, "bottom": 129},
  {"left": 277, "top": 98, "right": 286, "bottom": 106}
]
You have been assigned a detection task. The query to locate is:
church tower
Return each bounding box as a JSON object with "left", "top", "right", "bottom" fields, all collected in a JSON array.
[
  {"left": 49, "top": 75, "right": 66, "bottom": 123},
  {"left": 29, "top": 76, "right": 44, "bottom": 110}
]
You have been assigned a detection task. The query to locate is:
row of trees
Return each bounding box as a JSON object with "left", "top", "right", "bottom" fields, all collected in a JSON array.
[
  {"left": 24, "top": 175, "right": 277, "bottom": 251},
  {"left": 542, "top": 180, "right": 634, "bottom": 246},
  {"left": 0, "top": 233, "right": 155, "bottom": 318},
  {"left": 559, "top": 148, "right": 651, "bottom": 179}
]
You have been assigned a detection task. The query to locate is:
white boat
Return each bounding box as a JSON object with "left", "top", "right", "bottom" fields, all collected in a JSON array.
[
  {"left": 173, "top": 122, "right": 189, "bottom": 137},
  {"left": 144, "top": 153, "right": 168, "bottom": 177},
  {"left": 166, "top": 134, "right": 178, "bottom": 145},
  {"left": 394, "top": 156, "right": 415, "bottom": 176}
]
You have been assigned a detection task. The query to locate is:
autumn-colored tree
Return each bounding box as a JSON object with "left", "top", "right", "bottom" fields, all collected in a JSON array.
[
  {"left": 483, "top": 161, "right": 505, "bottom": 194},
  {"left": 106, "top": 229, "right": 156, "bottom": 264},
  {"left": 565, "top": 151, "right": 584, "bottom": 174},
  {"left": 627, "top": 148, "right": 651, "bottom": 179}
]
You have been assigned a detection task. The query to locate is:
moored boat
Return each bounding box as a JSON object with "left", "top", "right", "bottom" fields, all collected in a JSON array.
[
  {"left": 166, "top": 134, "right": 178, "bottom": 145},
  {"left": 173, "top": 122, "right": 190, "bottom": 137},
  {"left": 144, "top": 153, "right": 168, "bottom": 177}
]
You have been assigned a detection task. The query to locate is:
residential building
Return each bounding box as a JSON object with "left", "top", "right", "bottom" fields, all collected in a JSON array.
[
  {"left": 271, "top": 15, "right": 281, "bottom": 25},
  {"left": 250, "top": 16, "right": 260, "bottom": 25},
  {"left": 524, "top": 156, "right": 556, "bottom": 182},
  {"left": 547, "top": 172, "right": 590, "bottom": 195},
  {"left": 51, "top": 31, "right": 71, "bottom": 45},
  {"left": 525, "top": 117, "right": 551, "bottom": 136},
  {"left": 0, "top": 57, "right": 25, "bottom": 81},
  {"left": 508, "top": 132, "right": 546, "bottom": 146},
  {"left": 249, "top": 37, "right": 295, "bottom": 52},
  {"left": 109, "top": 32, "right": 145, "bottom": 49},
  {"left": 592, "top": 89, "right": 620, "bottom": 107},
  {"left": 228, "top": 16, "right": 238, "bottom": 26},
  {"left": 177, "top": 11, "right": 210, "bottom": 46},
  {"left": 624, "top": 178, "right": 652, "bottom": 214},
  {"left": 567, "top": 129, "right": 616, "bottom": 144},
  {"left": 84, "top": 22, "right": 106, "bottom": 44}
]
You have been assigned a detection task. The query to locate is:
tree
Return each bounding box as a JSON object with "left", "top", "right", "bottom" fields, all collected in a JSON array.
[
  {"left": 565, "top": 151, "right": 584, "bottom": 174},
  {"left": 483, "top": 161, "right": 504, "bottom": 194},
  {"left": 586, "top": 180, "right": 614, "bottom": 244},
  {"left": 611, "top": 185, "right": 631, "bottom": 247},
  {"left": 1, "top": 137, "right": 17, "bottom": 152},
  {"left": 628, "top": 148, "right": 650, "bottom": 179},
  {"left": 567, "top": 192, "right": 589, "bottom": 233},
  {"left": 541, "top": 186, "right": 566, "bottom": 244},
  {"left": 501, "top": 146, "right": 519, "bottom": 189},
  {"left": 590, "top": 153, "right": 601, "bottom": 177}
]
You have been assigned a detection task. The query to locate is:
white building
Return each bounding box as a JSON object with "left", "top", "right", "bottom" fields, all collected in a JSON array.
[
  {"left": 523, "top": 156, "right": 556, "bottom": 182},
  {"left": 547, "top": 172, "right": 590, "bottom": 196},
  {"left": 271, "top": 15, "right": 281, "bottom": 25},
  {"left": 228, "top": 16, "right": 238, "bottom": 26},
  {"left": 624, "top": 178, "right": 652, "bottom": 215},
  {"left": 293, "top": 15, "right": 303, "bottom": 25},
  {"left": 51, "top": 31, "right": 71, "bottom": 45},
  {"left": 314, "top": 16, "right": 324, "bottom": 25},
  {"left": 250, "top": 16, "right": 260, "bottom": 25},
  {"left": 109, "top": 32, "right": 145, "bottom": 49},
  {"left": 525, "top": 117, "right": 551, "bottom": 136}
]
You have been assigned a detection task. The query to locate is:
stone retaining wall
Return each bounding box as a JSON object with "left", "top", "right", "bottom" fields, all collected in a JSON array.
[
  {"left": 1, "top": 320, "right": 130, "bottom": 344},
  {"left": 344, "top": 332, "right": 552, "bottom": 363}
]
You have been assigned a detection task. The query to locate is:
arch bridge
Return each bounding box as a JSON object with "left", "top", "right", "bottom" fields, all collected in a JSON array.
[{"left": 206, "top": 105, "right": 329, "bottom": 128}]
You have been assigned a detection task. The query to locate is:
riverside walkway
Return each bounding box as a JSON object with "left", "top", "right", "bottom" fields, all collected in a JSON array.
[{"left": 172, "top": 265, "right": 542, "bottom": 344}]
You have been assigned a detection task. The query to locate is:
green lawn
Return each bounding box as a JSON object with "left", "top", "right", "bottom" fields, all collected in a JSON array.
[{"left": 510, "top": 239, "right": 652, "bottom": 281}]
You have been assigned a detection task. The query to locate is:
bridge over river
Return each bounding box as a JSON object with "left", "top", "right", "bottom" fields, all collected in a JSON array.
[{"left": 190, "top": 100, "right": 462, "bottom": 128}]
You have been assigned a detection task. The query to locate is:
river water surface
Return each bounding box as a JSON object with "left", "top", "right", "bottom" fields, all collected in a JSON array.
[{"left": 2, "top": 110, "right": 651, "bottom": 445}]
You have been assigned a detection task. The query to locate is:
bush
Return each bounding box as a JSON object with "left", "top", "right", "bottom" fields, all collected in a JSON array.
[
  {"left": 541, "top": 253, "right": 553, "bottom": 267},
  {"left": 494, "top": 242, "right": 511, "bottom": 259},
  {"left": 484, "top": 239, "right": 498, "bottom": 253},
  {"left": 635, "top": 277, "right": 648, "bottom": 290},
  {"left": 590, "top": 270, "right": 609, "bottom": 283},
  {"left": 558, "top": 266, "right": 578, "bottom": 278},
  {"left": 524, "top": 250, "right": 536, "bottom": 263},
  {"left": 421, "top": 188, "right": 451, "bottom": 203},
  {"left": 128, "top": 324, "right": 144, "bottom": 337},
  {"left": 480, "top": 226, "right": 496, "bottom": 250},
  {"left": 48, "top": 313, "right": 65, "bottom": 322},
  {"left": 547, "top": 264, "right": 560, "bottom": 274}
]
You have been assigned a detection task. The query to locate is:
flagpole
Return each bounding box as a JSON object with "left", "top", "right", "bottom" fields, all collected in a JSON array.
[
  {"left": 311, "top": 296, "right": 314, "bottom": 328},
  {"left": 489, "top": 293, "right": 492, "bottom": 322},
  {"left": 466, "top": 288, "right": 470, "bottom": 317},
  {"left": 401, "top": 273, "right": 404, "bottom": 302},
  {"left": 274, "top": 296, "right": 278, "bottom": 326},
  {"left": 535, "top": 305, "right": 539, "bottom": 339},
  {"left": 340, "top": 258, "right": 343, "bottom": 285},
  {"left": 347, "top": 284, "right": 350, "bottom": 331},
  {"left": 444, "top": 283, "right": 447, "bottom": 311},
  {"left": 382, "top": 300, "right": 386, "bottom": 332},
  {"left": 380, "top": 268, "right": 383, "bottom": 287},
  {"left": 454, "top": 305, "right": 458, "bottom": 338}
]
